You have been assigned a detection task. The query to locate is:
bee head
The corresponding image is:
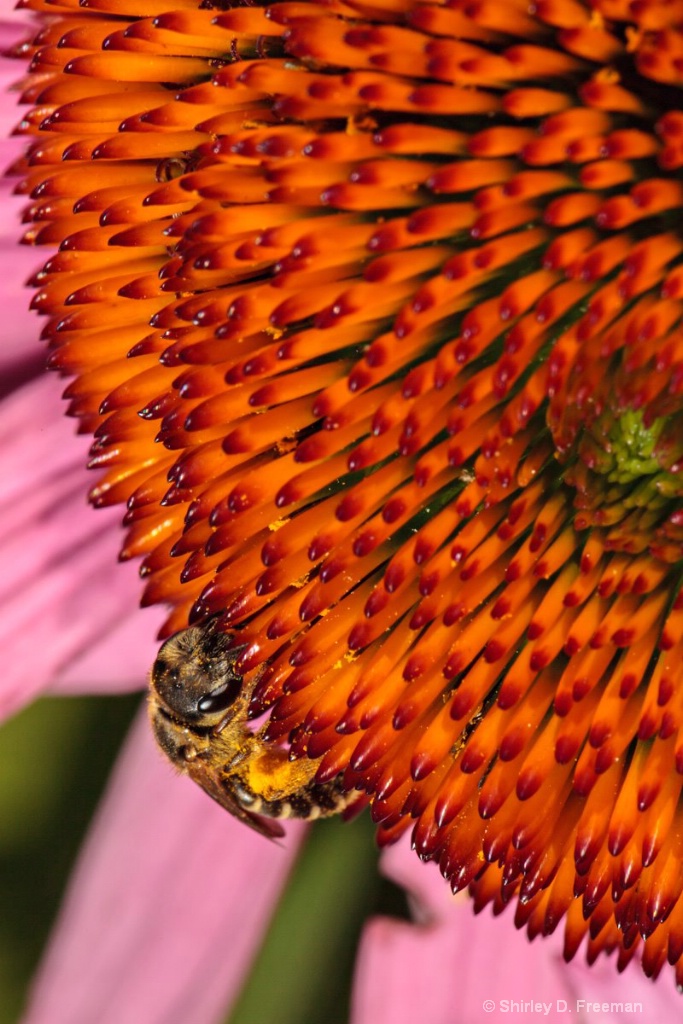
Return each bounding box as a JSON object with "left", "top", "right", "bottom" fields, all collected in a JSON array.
[{"left": 150, "top": 622, "right": 246, "bottom": 728}]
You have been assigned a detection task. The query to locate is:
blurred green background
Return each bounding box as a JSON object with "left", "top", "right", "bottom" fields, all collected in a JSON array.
[
  {"left": 0, "top": 694, "right": 139, "bottom": 1024},
  {"left": 0, "top": 694, "right": 407, "bottom": 1024}
]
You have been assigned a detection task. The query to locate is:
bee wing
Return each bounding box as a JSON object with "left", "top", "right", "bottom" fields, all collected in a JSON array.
[
  {"left": 192, "top": 763, "right": 286, "bottom": 840},
  {"left": 219, "top": 790, "right": 286, "bottom": 840}
]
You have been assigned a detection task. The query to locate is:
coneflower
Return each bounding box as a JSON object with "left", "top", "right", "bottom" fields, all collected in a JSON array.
[{"left": 11, "top": 0, "right": 683, "bottom": 984}]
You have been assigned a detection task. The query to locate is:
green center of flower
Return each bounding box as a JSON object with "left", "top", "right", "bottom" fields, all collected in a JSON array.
[
  {"left": 562, "top": 404, "right": 683, "bottom": 560},
  {"left": 599, "top": 409, "right": 665, "bottom": 485}
]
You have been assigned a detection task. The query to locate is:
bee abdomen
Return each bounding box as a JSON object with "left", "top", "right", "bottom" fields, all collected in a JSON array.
[{"left": 259, "top": 775, "right": 354, "bottom": 822}]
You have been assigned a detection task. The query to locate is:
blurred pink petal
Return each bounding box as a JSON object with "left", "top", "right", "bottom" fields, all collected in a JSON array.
[
  {"left": 0, "top": 373, "right": 165, "bottom": 719},
  {"left": 52, "top": 606, "right": 164, "bottom": 696},
  {"left": 23, "top": 707, "right": 306, "bottom": 1024},
  {"left": 0, "top": 227, "right": 40, "bottom": 367},
  {"left": 352, "top": 839, "right": 681, "bottom": 1024}
]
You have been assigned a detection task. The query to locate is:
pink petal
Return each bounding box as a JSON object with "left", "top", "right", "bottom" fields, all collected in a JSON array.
[
  {"left": 0, "top": 373, "right": 165, "bottom": 717},
  {"left": 0, "top": 229, "right": 40, "bottom": 368},
  {"left": 52, "top": 606, "right": 165, "bottom": 696},
  {"left": 351, "top": 838, "right": 681, "bottom": 1024},
  {"left": 24, "top": 708, "right": 305, "bottom": 1024}
]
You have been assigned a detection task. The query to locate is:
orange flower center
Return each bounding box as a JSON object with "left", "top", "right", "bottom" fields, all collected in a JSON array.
[{"left": 12, "top": 0, "right": 683, "bottom": 983}]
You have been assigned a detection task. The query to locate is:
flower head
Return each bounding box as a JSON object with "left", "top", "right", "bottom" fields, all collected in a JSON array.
[{"left": 11, "top": 0, "right": 683, "bottom": 985}]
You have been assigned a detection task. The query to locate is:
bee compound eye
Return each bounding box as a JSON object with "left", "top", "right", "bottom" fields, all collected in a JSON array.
[
  {"left": 152, "top": 655, "right": 198, "bottom": 720},
  {"left": 197, "top": 673, "right": 242, "bottom": 716}
]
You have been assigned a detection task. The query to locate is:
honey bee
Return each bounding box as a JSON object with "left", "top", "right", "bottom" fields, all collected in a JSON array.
[{"left": 149, "top": 619, "right": 353, "bottom": 838}]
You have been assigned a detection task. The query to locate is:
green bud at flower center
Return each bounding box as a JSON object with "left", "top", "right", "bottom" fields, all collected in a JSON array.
[{"left": 605, "top": 410, "right": 665, "bottom": 486}]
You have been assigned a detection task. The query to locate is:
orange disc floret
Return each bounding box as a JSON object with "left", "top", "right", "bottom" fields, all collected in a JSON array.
[{"left": 10, "top": 0, "right": 683, "bottom": 983}]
